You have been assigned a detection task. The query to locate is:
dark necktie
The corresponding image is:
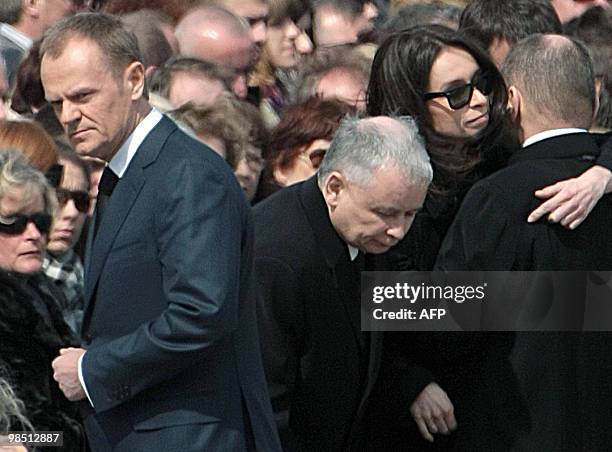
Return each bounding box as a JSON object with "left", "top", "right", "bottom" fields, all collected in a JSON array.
[{"left": 94, "top": 167, "right": 118, "bottom": 239}]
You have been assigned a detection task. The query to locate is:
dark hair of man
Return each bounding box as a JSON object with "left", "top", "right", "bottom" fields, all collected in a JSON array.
[
  {"left": 312, "top": 0, "right": 368, "bottom": 19},
  {"left": 0, "top": 0, "right": 21, "bottom": 25},
  {"left": 564, "top": 6, "right": 612, "bottom": 128},
  {"left": 268, "top": 0, "right": 309, "bottom": 26},
  {"left": 121, "top": 10, "right": 174, "bottom": 69},
  {"left": 383, "top": 2, "right": 462, "bottom": 35},
  {"left": 367, "top": 24, "right": 514, "bottom": 193},
  {"left": 147, "top": 56, "right": 233, "bottom": 99},
  {"left": 459, "top": 0, "right": 562, "bottom": 51},
  {"left": 501, "top": 34, "right": 596, "bottom": 128},
  {"left": 40, "top": 12, "right": 142, "bottom": 79}
]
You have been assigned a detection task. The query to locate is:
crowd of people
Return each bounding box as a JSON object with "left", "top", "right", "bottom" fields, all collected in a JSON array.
[{"left": 0, "top": 0, "right": 611, "bottom": 450}]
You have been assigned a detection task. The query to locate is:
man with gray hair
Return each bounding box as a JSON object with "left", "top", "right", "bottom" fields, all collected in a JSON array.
[
  {"left": 436, "top": 34, "right": 612, "bottom": 450},
  {"left": 253, "top": 115, "right": 432, "bottom": 450}
]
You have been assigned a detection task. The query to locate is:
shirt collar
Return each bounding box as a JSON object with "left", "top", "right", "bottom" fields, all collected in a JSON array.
[
  {"left": 108, "top": 108, "right": 163, "bottom": 177},
  {"left": 522, "top": 128, "right": 588, "bottom": 148},
  {"left": 347, "top": 245, "right": 360, "bottom": 261},
  {"left": 0, "top": 23, "right": 32, "bottom": 51}
]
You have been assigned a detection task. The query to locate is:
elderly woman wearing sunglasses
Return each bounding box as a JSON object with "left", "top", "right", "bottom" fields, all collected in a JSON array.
[
  {"left": 0, "top": 149, "right": 85, "bottom": 450},
  {"left": 0, "top": 120, "right": 88, "bottom": 332}
]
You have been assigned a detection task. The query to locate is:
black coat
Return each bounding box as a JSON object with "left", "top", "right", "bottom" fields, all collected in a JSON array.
[
  {"left": 436, "top": 132, "right": 612, "bottom": 451},
  {"left": 0, "top": 271, "right": 85, "bottom": 451},
  {"left": 253, "top": 176, "right": 383, "bottom": 451}
]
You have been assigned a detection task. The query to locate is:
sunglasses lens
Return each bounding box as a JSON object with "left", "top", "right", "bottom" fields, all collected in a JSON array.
[
  {"left": 0, "top": 213, "right": 52, "bottom": 235},
  {"left": 57, "top": 189, "right": 90, "bottom": 213},
  {"left": 0, "top": 215, "right": 27, "bottom": 235},
  {"left": 32, "top": 214, "right": 52, "bottom": 234},
  {"left": 73, "top": 192, "right": 91, "bottom": 213},
  {"left": 475, "top": 71, "right": 493, "bottom": 96},
  {"left": 448, "top": 85, "right": 473, "bottom": 110}
]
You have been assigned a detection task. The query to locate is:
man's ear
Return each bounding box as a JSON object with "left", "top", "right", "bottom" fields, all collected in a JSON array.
[
  {"left": 507, "top": 85, "right": 522, "bottom": 121},
  {"left": 124, "top": 61, "right": 146, "bottom": 100},
  {"left": 23, "top": 0, "right": 40, "bottom": 19},
  {"left": 273, "top": 166, "right": 289, "bottom": 187},
  {"left": 322, "top": 172, "right": 346, "bottom": 209},
  {"left": 593, "top": 77, "right": 602, "bottom": 122}
]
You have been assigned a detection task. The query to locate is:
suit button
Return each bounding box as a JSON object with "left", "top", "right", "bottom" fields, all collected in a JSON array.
[{"left": 82, "top": 334, "right": 92, "bottom": 345}]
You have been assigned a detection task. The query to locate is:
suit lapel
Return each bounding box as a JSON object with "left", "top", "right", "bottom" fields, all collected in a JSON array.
[
  {"left": 84, "top": 170, "right": 144, "bottom": 306},
  {"left": 299, "top": 177, "right": 366, "bottom": 354},
  {"left": 83, "top": 116, "right": 177, "bottom": 313}
]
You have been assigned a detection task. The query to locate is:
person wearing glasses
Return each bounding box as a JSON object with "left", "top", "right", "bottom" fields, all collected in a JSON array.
[
  {"left": 256, "top": 97, "right": 354, "bottom": 200},
  {"left": 0, "top": 149, "right": 86, "bottom": 451},
  {"left": 364, "top": 25, "right": 521, "bottom": 451},
  {"left": 436, "top": 33, "right": 612, "bottom": 452},
  {"left": 365, "top": 25, "right": 612, "bottom": 450},
  {"left": 43, "top": 149, "right": 91, "bottom": 335}
]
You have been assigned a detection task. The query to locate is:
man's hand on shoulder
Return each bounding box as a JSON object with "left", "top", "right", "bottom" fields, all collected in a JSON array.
[{"left": 410, "top": 382, "right": 457, "bottom": 442}]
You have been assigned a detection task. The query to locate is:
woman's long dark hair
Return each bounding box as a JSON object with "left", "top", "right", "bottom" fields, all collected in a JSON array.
[{"left": 367, "top": 24, "right": 517, "bottom": 194}]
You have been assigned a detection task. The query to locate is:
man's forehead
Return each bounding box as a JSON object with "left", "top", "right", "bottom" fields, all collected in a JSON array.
[{"left": 225, "top": 0, "right": 268, "bottom": 18}]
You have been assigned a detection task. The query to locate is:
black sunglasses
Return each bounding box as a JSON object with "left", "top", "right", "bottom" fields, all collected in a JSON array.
[
  {"left": 0, "top": 213, "right": 52, "bottom": 236},
  {"left": 56, "top": 188, "right": 90, "bottom": 214},
  {"left": 424, "top": 70, "right": 494, "bottom": 110}
]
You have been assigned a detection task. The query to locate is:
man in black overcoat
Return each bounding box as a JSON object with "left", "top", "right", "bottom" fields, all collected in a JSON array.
[{"left": 253, "top": 116, "right": 433, "bottom": 450}]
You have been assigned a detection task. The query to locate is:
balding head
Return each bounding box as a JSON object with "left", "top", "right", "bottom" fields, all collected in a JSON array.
[
  {"left": 176, "top": 5, "right": 254, "bottom": 69},
  {"left": 176, "top": 5, "right": 255, "bottom": 98},
  {"left": 318, "top": 115, "right": 433, "bottom": 189},
  {"left": 502, "top": 34, "right": 597, "bottom": 139},
  {"left": 316, "top": 67, "right": 367, "bottom": 111}
]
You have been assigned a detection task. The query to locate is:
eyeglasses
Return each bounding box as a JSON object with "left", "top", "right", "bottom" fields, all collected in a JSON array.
[
  {"left": 424, "top": 70, "right": 494, "bottom": 110},
  {"left": 56, "top": 188, "right": 90, "bottom": 214},
  {"left": 0, "top": 213, "right": 52, "bottom": 236},
  {"left": 299, "top": 148, "right": 327, "bottom": 169}
]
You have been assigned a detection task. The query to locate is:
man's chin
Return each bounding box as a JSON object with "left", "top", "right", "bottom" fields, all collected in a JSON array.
[{"left": 360, "top": 241, "right": 392, "bottom": 255}]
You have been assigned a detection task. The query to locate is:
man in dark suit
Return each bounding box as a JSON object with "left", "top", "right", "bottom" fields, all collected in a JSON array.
[
  {"left": 253, "top": 116, "right": 433, "bottom": 450},
  {"left": 41, "top": 13, "right": 280, "bottom": 451},
  {"left": 436, "top": 34, "right": 612, "bottom": 451}
]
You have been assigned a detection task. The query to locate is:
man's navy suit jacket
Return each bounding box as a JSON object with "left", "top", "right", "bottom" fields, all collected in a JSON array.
[{"left": 80, "top": 116, "right": 281, "bottom": 451}]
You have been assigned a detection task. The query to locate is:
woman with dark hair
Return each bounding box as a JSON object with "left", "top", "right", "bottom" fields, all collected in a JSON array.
[
  {"left": 256, "top": 96, "right": 354, "bottom": 199},
  {"left": 364, "top": 24, "right": 609, "bottom": 451},
  {"left": 368, "top": 24, "right": 515, "bottom": 269},
  {"left": 363, "top": 25, "right": 522, "bottom": 451}
]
